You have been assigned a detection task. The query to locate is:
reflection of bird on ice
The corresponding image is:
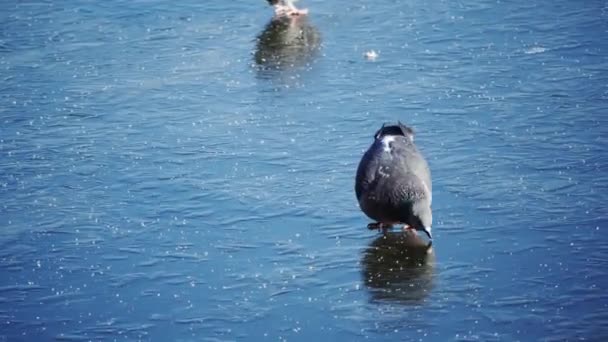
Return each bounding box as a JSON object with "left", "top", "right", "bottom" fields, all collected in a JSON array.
[
  {"left": 266, "top": 0, "right": 309, "bottom": 17},
  {"left": 361, "top": 230, "right": 435, "bottom": 304}
]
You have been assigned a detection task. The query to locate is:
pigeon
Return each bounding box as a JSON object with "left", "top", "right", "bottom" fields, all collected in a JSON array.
[{"left": 355, "top": 122, "right": 433, "bottom": 239}]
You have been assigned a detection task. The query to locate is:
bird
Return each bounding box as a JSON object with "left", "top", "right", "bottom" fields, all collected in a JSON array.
[
  {"left": 266, "top": 0, "right": 308, "bottom": 17},
  {"left": 355, "top": 122, "right": 433, "bottom": 240}
]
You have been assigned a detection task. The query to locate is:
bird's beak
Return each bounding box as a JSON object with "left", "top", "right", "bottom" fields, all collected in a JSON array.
[{"left": 422, "top": 227, "right": 432, "bottom": 240}]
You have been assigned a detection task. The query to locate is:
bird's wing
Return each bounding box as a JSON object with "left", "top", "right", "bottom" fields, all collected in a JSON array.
[
  {"left": 409, "top": 156, "right": 431, "bottom": 202},
  {"left": 389, "top": 174, "right": 430, "bottom": 206},
  {"left": 355, "top": 147, "right": 380, "bottom": 201},
  {"left": 392, "top": 143, "right": 432, "bottom": 203}
]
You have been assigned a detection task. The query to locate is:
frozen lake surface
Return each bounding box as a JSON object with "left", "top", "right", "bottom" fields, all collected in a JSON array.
[{"left": 1, "top": 0, "right": 607, "bottom": 340}]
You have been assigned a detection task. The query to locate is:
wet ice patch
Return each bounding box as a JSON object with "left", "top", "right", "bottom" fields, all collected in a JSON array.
[{"left": 524, "top": 46, "right": 547, "bottom": 54}]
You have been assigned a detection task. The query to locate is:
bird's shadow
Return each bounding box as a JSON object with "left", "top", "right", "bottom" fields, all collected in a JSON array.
[
  {"left": 361, "top": 230, "right": 435, "bottom": 304},
  {"left": 253, "top": 15, "right": 321, "bottom": 81}
]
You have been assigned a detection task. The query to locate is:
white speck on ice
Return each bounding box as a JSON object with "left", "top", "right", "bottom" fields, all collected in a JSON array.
[{"left": 364, "top": 50, "right": 378, "bottom": 61}]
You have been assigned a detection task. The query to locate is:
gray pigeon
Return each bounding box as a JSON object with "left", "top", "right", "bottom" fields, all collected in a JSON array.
[{"left": 355, "top": 122, "right": 433, "bottom": 239}]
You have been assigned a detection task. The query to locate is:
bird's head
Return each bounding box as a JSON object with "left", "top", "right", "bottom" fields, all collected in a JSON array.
[{"left": 374, "top": 122, "right": 415, "bottom": 143}]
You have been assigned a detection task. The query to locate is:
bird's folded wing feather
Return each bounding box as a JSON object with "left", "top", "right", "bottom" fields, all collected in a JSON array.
[
  {"left": 393, "top": 147, "right": 432, "bottom": 203},
  {"left": 387, "top": 175, "right": 430, "bottom": 207},
  {"left": 355, "top": 150, "right": 380, "bottom": 200}
]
